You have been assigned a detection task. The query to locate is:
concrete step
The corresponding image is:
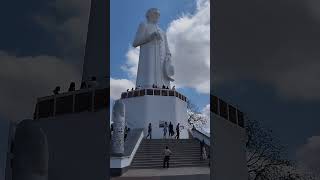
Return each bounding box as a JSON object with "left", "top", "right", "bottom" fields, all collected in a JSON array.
[
  {"left": 133, "top": 156, "right": 203, "bottom": 159},
  {"left": 130, "top": 139, "right": 209, "bottom": 169},
  {"left": 136, "top": 151, "right": 200, "bottom": 154},
  {"left": 137, "top": 149, "right": 200, "bottom": 152},
  {"left": 131, "top": 159, "right": 208, "bottom": 164},
  {"left": 130, "top": 162, "right": 209, "bottom": 169},
  {"left": 133, "top": 156, "right": 202, "bottom": 159}
]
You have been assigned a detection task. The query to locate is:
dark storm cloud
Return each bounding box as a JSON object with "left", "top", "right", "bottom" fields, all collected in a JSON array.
[
  {"left": 0, "top": 0, "right": 91, "bottom": 122},
  {"left": 297, "top": 136, "right": 320, "bottom": 176},
  {"left": 34, "top": 0, "right": 91, "bottom": 63},
  {"left": 214, "top": 0, "right": 320, "bottom": 100},
  {"left": 0, "top": 52, "right": 81, "bottom": 121},
  {"left": 213, "top": 0, "right": 320, "bottom": 175}
]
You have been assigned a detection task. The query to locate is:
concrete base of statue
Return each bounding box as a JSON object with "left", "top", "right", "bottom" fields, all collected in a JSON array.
[{"left": 119, "top": 89, "right": 188, "bottom": 139}]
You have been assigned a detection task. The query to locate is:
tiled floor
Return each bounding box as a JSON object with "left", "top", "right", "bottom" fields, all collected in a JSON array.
[{"left": 111, "top": 167, "right": 210, "bottom": 180}]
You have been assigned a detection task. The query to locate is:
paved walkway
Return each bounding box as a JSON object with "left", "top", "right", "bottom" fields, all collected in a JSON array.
[
  {"left": 111, "top": 174, "right": 210, "bottom": 180},
  {"left": 111, "top": 167, "right": 210, "bottom": 180}
]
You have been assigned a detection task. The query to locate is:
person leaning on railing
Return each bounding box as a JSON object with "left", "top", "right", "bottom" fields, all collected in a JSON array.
[
  {"left": 53, "top": 86, "right": 60, "bottom": 95},
  {"left": 87, "top": 76, "right": 99, "bottom": 88},
  {"left": 68, "top": 82, "right": 76, "bottom": 92},
  {"left": 80, "top": 81, "right": 87, "bottom": 89}
]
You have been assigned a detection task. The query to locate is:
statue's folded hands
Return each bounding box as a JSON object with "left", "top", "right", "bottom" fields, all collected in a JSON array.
[{"left": 151, "top": 31, "right": 162, "bottom": 41}]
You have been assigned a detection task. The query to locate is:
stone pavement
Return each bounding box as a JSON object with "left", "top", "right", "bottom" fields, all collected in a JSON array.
[{"left": 111, "top": 167, "right": 210, "bottom": 180}]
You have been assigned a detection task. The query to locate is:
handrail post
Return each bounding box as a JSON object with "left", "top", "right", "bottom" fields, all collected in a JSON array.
[
  {"left": 91, "top": 88, "right": 95, "bottom": 112},
  {"left": 72, "top": 93, "right": 76, "bottom": 113},
  {"left": 36, "top": 100, "right": 39, "bottom": 120},
  {"left": 53, "top": 96, "right": 56, "bottom": 117}
]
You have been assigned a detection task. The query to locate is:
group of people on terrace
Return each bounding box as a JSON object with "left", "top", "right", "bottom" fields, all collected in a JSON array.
[
  {"left": 126, "top": 84, "right": 176, "bottom": 92},
  {"left": 146, "top": 122, "right": 181, "bottom": 139},
  {"left": 52, "top": 76, "right": 99, "bottom": 95}
]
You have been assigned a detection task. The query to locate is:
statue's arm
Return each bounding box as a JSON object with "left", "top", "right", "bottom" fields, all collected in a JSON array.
[{"left": 133, "top": 23, "right": 151, "bottom": 47}]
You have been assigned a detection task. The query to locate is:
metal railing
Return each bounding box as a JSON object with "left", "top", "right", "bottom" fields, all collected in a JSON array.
[
  {"left": 34, "top": 88, "right": 108, "bottom": 119},
  {"left": 191, "top": 127, "right": 210, "bottom": 146},
  {"left": 211, "top": 95, "right": 245, "bottom": 128},
  {"left": 120, "top": 88, "right": 187, "bottom": 102}
]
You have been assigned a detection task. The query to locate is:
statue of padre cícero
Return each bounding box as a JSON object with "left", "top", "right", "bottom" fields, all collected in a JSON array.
[{"left": 133, "top": 8, "right": 174, "bottom": 89}]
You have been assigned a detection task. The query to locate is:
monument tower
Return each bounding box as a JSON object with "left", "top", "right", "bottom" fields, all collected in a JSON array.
[
  {"left": 82, "top": 0, "right": 107, "bottom": 87},
  {"left": 110, "top": 9, "right": 210, "bottom": 177},
  {"left": 113, "top": 8, "right": 188, "bottom": 139}
]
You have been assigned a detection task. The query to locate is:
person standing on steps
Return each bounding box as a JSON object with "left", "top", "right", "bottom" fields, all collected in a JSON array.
[
  {"left": 163, "top": 146, "right": 172, "bottom": 168},
  {"left": 168, "top": 122, "right": 174, "bottom": 138},
  {"left": 163, "top": 122, "right": 168, "bottom": 139},
  {"left": 146, "top": 123, "right": 152, "bottom": 139},
  {"left": 202, "top": 145, "right": 207, "bottom": 160},
  {"left": 175, "top": 123, "right": 180, "bottom": 139},
  {"left": 200, "top": 139, "right": 205, "bottom": 160}
]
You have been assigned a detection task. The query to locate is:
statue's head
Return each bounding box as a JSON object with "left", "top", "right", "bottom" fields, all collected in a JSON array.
[{"left": 146, "top": 8, "right": 160, "bottom": 24}]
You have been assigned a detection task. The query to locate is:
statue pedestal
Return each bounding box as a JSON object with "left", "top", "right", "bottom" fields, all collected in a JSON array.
[{"left": 119, "top": 89, "right": 188, "bottom": 139}]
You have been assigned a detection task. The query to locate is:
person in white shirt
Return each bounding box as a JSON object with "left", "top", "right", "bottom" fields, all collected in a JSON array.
[{"left": 163, "top": 146, "right": 172, "bottom": 168}]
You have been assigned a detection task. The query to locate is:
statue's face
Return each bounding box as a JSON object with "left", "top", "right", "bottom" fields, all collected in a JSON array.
[{"left": 147, "top": 10, "right": 160, "bottom": 24}]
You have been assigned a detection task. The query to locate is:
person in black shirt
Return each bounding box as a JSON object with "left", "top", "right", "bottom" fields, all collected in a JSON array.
[
  {"left": 124, "top": 125, "right": 128, "bottom": 141},
  {"left": 146, "top": 123, "right": 152, "bottom": 139},
  {"left": 200, "top": 139, "right": 205, "bottom": 160},
  {"left": 80, "top": 81, "right": 87, "bottom": 89},
  {"left": 53, "top": 86, "right": 60, "bottom": 95},
  {"left": 68, "top": 82, "right": 76, "bottom": 92},
  {"left": 110, "top": 124, "right": 113, "bottom": 139},
  {"left": 175, "top": 123, "right": 180, "bottom": 139},
  {"left": 168, "top": 122, "right": 174, "bottom": 137}
]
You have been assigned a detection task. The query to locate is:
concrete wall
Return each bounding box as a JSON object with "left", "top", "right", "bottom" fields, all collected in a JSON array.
[
  {"left": 212, "top": 113, "right": 248, "bottom": 180},
  {"left": 35, "top": 110, "right": 108, "bottom": 180},
  {"left": 120, "top": 95, "right": 188, "bottom": 139},
  {"left": 0, "top": 119, "right": 12, "bottom": 180},
  {"left": 81, "top": 0, "right": 107, "bottom": 87}
]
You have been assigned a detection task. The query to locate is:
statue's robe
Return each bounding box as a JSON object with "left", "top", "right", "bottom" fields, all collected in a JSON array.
[{"left": 133, "top": 22, "right": 173, "bottom": 88}]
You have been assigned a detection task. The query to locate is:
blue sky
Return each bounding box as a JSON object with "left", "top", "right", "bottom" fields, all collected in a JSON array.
[{"left": 110, "top": 0, "right": 210, "bottom": 110}]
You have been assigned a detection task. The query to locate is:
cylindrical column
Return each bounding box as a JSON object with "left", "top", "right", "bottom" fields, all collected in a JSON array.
[{"left": 111, "top": 100, "right": 125, "bottom": 156}]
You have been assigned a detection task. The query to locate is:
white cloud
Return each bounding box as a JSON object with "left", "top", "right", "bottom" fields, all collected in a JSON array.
[
  {"left": 122, "top": 0, "right": 210, "bottom": 94},
  {"left": 296, "top": 136, "right": 320, "bottom": 176},
  {"left": 200, "top": 104, "right": 210, "bottom": 133},
  {"left": 0, "top": 51, "right": 81, "bottom": 122},
  {"left": 121, "top": 47, "right": 139, "bottom": 80},
  {"left": 166, "top": 0, "right": 210, "bottom": 94},
  {"left": 110, "top": 78, "right": 135, "bottom": 100}
]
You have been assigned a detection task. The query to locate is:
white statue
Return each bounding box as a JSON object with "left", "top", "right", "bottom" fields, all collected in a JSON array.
[
  {"left": 111, "top": 100, "right": 125, "bottom": 155},
  {"left": 133, "top": 8, "right": 174, "bottom": 88}
]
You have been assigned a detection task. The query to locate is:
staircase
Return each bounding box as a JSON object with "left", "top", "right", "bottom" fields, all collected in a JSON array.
[{"left": 130, "top": 138, "right": 209, "bottom": 169}]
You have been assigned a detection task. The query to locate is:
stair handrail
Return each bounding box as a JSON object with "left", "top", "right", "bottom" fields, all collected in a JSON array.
[{"left": 190, "top": 127, "right": 210, "bottom": 146}]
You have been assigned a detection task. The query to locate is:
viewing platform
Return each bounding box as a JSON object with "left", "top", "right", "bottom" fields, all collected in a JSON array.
[
  {"left": 120, "top": 88, "right": 187, "bottom": 102},
  {"left": 211, "top": 95, "right": 245, "bottom": 128},
  {"left": 33, "top": 88, "right": 108, "bottom": 119}
]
